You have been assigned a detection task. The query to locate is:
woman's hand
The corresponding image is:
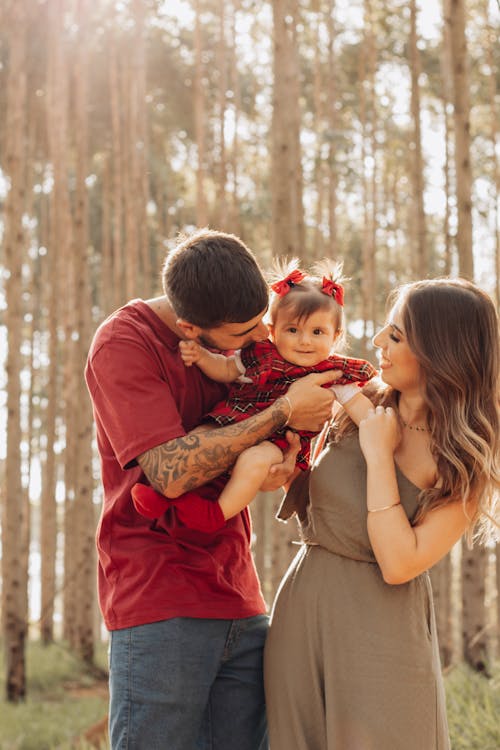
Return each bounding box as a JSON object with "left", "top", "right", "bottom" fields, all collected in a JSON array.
[{"left": 359, "top": 405, "right": 400, "bottom": 462}]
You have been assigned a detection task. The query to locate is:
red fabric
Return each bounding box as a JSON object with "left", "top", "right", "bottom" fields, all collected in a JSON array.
[
  {"left": 132, "top": 482, "right": 226, "bottom": 533},
  {"left": 270, "top": 269, "right": 306, "bottom": 296},
  {"left": 321, "top": 278, "right": 344, "bottom": 306},
  {"left": 85, "top": 300, "right": 267, "bottom": 630},
  {"left": 207, "top": 340, "right": 377, "bottom": 470}
]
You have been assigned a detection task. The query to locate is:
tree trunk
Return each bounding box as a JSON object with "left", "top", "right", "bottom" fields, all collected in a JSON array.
[
  {"left": 44, "top": 0, "right": 70, "bottom": 645},
  {"left": 228, "top": 1, "right": 242, "bottom": 236},
  {"left": 441, "top": 0, "right": 454, "bottom": 276},
  {"left": 312, "top": 8, "right": 326, "bottom": 259},
  {"left": 215, "top": 0, "right": 228, "bottom": 228},
  {"left": 194, "top": 0, "right": 208, "bottom": 225},
  {"left": 482, "top": 0, "right": 499, "bottom": 306},
  {"left": 271, "top": 0, "right": 305, "bottom": 256},
  {"left": 326, "top": 4, "right": 338, "bottom": 257},
  {"left": 109, "top": 28, "right": 125, "bottom": 308},
  {"left": 2, "top": 0, "right": 29, "bottom": 702},
  {"left": 447, "top": 0, "right": 474, "bottom": 279},
  {"left": 132, "top": 0, "right": 150, "bottom": 297},
  {"left": 359, "top": 0, "right": 377, "bottom": 351},
  {"left": 461, "top": 542, "right": 488, "bottom": 673},
  {"left": 71, "top": 0, "right": 96, "bottom": 663},
  {"left": 408, "top": 0, "right": 427, "bottom": 276}
]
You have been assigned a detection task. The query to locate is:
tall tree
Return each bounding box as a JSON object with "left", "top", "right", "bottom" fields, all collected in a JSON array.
[
  {"left": 461, "top": 541, "right": 488, "bottom": 672},
  {"left": 43, "top": 0, "right": 70, "bottom": 645},
  {"left": 271, "top": 0, "right": 305, "bottom": 256},
  {"left": 214, "top": 0, "right": 228, "bottom": 227},
  {"left": 447, "top": 0, "right": 474, "bottom": 278},
  {"left": 2, "top": 0, "right": 29, "bottom": 701},
  {"left": 408, "top": 0, "right": 427, "bottom": 276},
  {"left": 441, "top": 0, "right": 454, "bottom": 275},
  {"left": 70, "top": 0, "right": 96, "bottom": 663},
  {"left": 109, "top": 25, "right": 125, "bottom": 309},
  {"left": 359, "top": 0, "right": 378, "bottom": 350},
  {"left": 194, "top": 0, "right": 208, "bottom": 225}
]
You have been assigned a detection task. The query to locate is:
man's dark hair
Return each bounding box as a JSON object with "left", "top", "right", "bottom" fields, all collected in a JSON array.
[{"left": 162, "top": 228, "right": 269, "bottom": 327}]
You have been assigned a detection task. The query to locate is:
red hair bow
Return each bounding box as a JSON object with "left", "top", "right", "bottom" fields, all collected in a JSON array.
[
  {"left": 271, "top": 269, "right": 306, "bottom": 297},
  {"left": 322, "top": 278, "right": 344, "bottom": 306}
]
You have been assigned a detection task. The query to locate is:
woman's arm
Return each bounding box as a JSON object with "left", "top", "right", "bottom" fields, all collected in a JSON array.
[
  {"left": 179, "top": 340, "right": 241, "bottom": 382},
  {"left": 359, "top": 406, "right": 469, "bottom": 584}
]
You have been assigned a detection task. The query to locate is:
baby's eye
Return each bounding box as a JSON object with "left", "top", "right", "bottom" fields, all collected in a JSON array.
[
  {"left": 287, "top": 327, "right": 297, "bottom": 333},
  {"left": 313, "top": 329, "right": 324, "bottom": 335}
]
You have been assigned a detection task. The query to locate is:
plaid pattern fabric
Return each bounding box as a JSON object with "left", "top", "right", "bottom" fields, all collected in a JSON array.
[{"left": 206, "top": 340, "right": 377, "bottom": 471}]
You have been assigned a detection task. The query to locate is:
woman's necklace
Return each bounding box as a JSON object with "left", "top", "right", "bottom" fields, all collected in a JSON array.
[{"left": 401, "top": 418, "right": 429, "bottom": 433}]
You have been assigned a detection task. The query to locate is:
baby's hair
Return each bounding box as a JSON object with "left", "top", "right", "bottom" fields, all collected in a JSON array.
[{"left": 268, "top": 257, "right": 346, "bottom": 341}]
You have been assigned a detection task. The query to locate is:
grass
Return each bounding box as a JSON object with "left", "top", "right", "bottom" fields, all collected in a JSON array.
[
  {"left": 446, "top": 662, "right": 500, "bottom": 750},
  {"left": 0, "top": 641, "right": 109, "bottom": 750},
  {"left": 0, "top": 642, "right": 498, "bottom": 749}
]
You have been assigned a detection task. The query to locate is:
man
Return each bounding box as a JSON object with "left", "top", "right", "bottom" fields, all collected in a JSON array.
[{"left": 85, "top": 229, "right": 335, "bottom": 750}]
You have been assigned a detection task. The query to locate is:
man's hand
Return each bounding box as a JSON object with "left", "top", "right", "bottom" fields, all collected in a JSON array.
[
  {"left": 259, "top": 431, "right": 301, "bottom": 492},
  {"left": 286, "top": 371, "right": 340, "bottom": 432}
]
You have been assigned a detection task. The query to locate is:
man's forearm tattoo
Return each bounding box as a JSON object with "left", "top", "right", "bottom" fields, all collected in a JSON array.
[{"left": 139, "top": 397, "right": 289, "bottom": 495}]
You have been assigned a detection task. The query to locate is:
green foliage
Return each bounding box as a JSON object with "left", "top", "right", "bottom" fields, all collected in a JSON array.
[
  {"left": 0, "top": 641, "right": 108, "bottom": 750},
  {"left": 446, "top": 662, "right": 500, "bottom": 750}
]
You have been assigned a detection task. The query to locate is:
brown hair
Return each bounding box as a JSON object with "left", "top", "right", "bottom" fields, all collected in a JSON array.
[
  {"left": 334, "top": 278, "right": 500, "bottom": 542},
  {"left": 268, "top": 258, "right": 345, "bottom": 342},
  {"left": 162, "top": 228, "right": 268, "bottom": 328}
]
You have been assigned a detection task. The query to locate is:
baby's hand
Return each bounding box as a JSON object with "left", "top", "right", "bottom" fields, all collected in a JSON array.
[{"left": 179, "top": 339, "right": 203, "bottom": 366}]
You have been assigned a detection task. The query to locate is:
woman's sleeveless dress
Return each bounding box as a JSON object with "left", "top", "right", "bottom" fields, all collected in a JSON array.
[{"left": 264, "top": 433, "right": 450, "bottom": 750}]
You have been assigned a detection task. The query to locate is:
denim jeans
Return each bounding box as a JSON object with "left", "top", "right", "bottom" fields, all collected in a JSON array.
[{"left": 109, "top": 615, "right": 269, "bottom": 750}]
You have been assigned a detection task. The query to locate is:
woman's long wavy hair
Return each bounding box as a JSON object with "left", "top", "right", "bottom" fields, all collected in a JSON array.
[{"left": 333, "top": 278, "right": 500, "bottom": 543}]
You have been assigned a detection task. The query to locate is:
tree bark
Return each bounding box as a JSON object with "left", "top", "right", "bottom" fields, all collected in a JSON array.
[
  {"left": 70, "top": 0, "right": 96, "bottom": 663},
  {"left": 194, "top": 0, "right": 208, "bottom": 225},
  {"left": 2, "top": 0, "right": 29, "bottom": 702},
  {"left": 408, "top": 0, "right": 427, "bottom": 276},
  {"left": 461, "top": 542, "right": 488, "bottom": 672},
  {"left": 359, "top": 0, "right": 377, "bottom": 351},
  {"left": 271, "top": 0, "right": 305, "bottom": 256},
  {"left": 447, "top": 0, "right": 474, "bottom": 279},
  {"left": 44, "top": 0, "right": 70, "bottom": 645},
  {"left": 441, "top": 0, "right": 454, "bottom": 275}
]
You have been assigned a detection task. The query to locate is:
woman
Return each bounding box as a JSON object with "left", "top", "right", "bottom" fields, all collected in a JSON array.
[{"left": 264, "top": 278, "right": 499, "bottom": 750}]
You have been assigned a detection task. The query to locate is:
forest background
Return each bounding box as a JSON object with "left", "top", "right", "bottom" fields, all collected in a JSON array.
[{"left": 0, "top": 0, "right": 499, "bottom": 744}]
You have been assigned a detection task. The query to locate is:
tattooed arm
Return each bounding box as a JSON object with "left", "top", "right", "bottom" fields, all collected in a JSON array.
[{"left": 137, "top": 370, "right": 337, "bottom": 498}]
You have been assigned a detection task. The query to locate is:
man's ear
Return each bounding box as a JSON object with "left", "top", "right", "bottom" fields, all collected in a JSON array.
[{"left": 176, "top": 318, "right": 202, "bottom": 340}]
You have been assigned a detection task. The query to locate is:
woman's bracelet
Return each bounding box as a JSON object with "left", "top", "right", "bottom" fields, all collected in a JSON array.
[
  {"left": 367, "top": 501, "right": 401, "bottom": 513},
  {"left": 280, "top": 395, "right": 293, "bottom": 427}
]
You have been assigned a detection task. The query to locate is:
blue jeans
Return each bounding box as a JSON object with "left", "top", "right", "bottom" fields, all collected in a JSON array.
[{"left": 109, "top": 615, "right": 269, "bottom": 750}]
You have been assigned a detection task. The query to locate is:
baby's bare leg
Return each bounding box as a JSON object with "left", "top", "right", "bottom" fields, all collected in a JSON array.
[{"left": 218, "top": 441, "right": 283, "bottom": 520}]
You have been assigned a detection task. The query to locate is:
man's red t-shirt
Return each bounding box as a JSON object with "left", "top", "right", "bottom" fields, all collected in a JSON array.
[{"left": 85, "top": 300, "right": 267, "bottom": 630}]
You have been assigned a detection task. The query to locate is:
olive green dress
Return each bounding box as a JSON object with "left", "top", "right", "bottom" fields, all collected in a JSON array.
[{"left": 264, "top": 433, "right": 450, "bottom": 750}]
